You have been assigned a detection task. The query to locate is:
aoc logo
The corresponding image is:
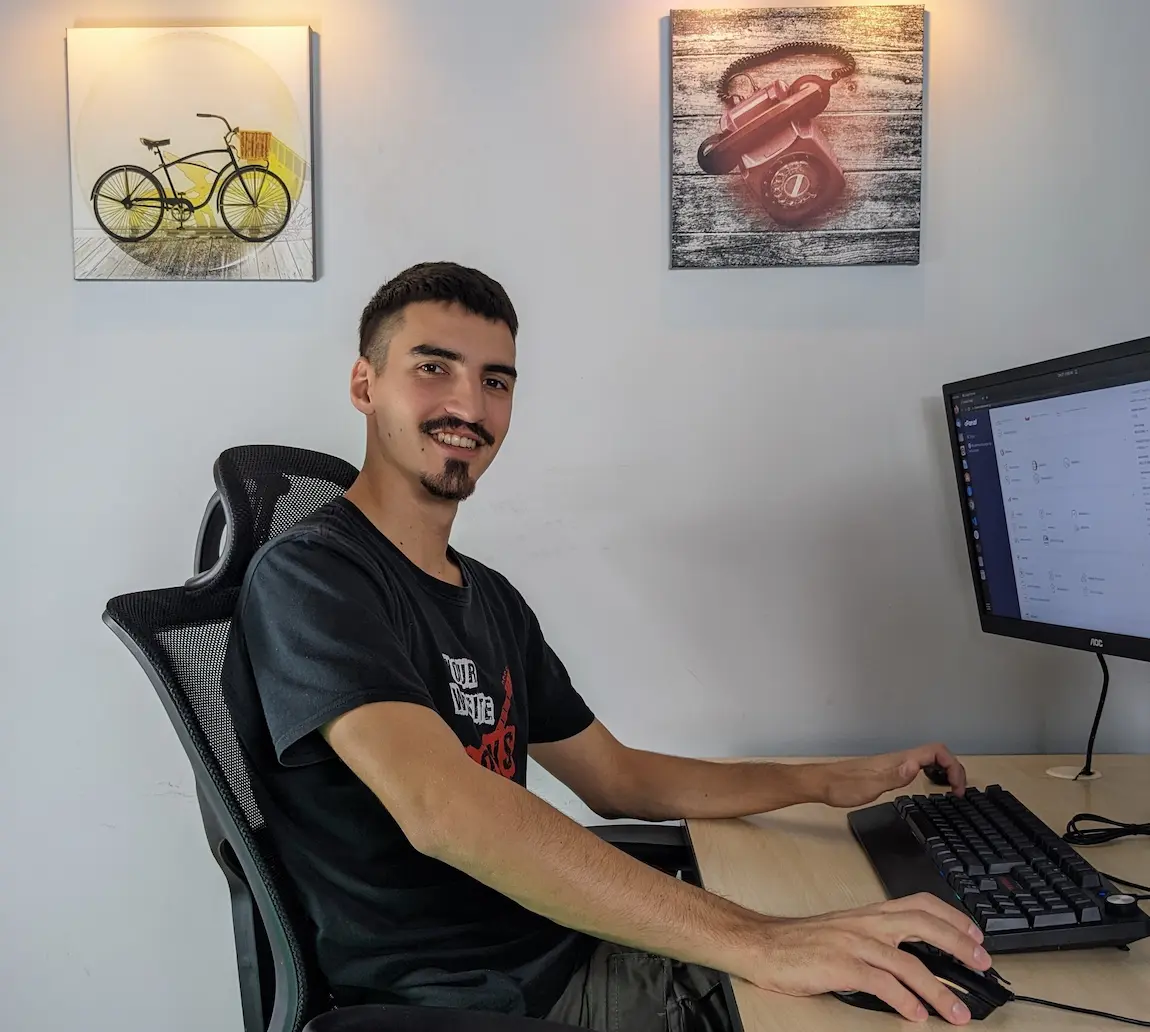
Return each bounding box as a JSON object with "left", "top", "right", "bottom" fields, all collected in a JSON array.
[{"left": 1090, "top": 638, "right": 1104, "bottom": 649}]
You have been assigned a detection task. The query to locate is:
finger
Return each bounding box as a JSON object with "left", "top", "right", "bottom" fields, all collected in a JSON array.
[
  {"left": 931, "top": 743, "right": 967, "bottom": 796},
  {"left": 881, "top": 893, "right": 984, "bottom": 943},
  {"left": 892, "top": 912, "right": 992, "bottom": 972},
  {"left": 867, "top": 944, "right": 972, "bottom": 1026},
  {"left": 850, "top": 965, "right": 928, "bottom": 1023}
]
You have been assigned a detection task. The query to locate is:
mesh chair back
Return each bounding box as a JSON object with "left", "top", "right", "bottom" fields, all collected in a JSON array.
[{"left": 104, "top": 445, "right": 359, "bottom": 1032}]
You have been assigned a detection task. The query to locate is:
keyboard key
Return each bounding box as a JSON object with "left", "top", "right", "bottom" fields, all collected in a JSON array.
[
  {"left": 1034, "top": 910, "right": 1078, "bottom": 928},
  {"left": 1075, "top": 903, "right": 1103, "bottom": 923},
  {"left": 987, "top": 858, "right": 1020, "bottom": 875},
  {"left": 905, "top": 811, "right": 939, "bottom": 845},
  {"left": 982, "top": 914, "right": 1030, "bottom": 932},
  {"left": 956, "top": 851, "right": 984, "bottom": 876}
]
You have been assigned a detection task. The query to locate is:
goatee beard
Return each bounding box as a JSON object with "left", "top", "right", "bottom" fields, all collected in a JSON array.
[{"left": 420, "top": 458, "right": 475, "bottom": 502}]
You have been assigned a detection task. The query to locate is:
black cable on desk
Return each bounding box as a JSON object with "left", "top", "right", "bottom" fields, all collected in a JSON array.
[
  {"left": 1096, "top": 871, "right": 1150, "bottom": 895},
  {"left": 1013, "top": 995, "right": 1150, "bottom": 1027},
  {"left": 1063, "top": 814, "right": 1150, "bottom": 899}
]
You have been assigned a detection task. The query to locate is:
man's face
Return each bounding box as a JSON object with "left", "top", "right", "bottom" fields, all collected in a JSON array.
[{"left": 353, "top": 300, "right": 517, "bottom": 502}]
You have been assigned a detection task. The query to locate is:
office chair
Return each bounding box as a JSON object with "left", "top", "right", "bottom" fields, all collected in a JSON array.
[
  {"left": 103, "top": 444, "right": 697, "bottom": 1032},
  {"left": 303, "top": 1005, "right": 574, "bottom": 1031}
]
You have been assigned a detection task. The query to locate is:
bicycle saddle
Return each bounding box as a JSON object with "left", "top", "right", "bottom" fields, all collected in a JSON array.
[{"left": 140, "top": 137, "right": 170, "bottom": 149}]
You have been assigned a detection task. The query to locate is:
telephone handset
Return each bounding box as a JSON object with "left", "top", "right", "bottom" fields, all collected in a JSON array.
[{"left": 696, "top": 42, "right": 857, "bottom": 225}]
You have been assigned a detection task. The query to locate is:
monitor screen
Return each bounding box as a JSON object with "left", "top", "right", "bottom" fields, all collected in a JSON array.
[{"left": 944, "top": 335, "right": 1150, "bottom": 661}]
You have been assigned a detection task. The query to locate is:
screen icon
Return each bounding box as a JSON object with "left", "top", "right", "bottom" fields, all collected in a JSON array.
[
  {"left": 960, "top": 445, "right": 967, "bottom": 457},
  {"left": 971, "top": 516, "right": 979, "bottom": 527},
  {"left": 966, "top": 486, "right": 973, "bottom": 497},
  {"left": 958, "top": 433, "right": 965, "bottom": 443},
  {"left": 962, "top": 459, "right": 969, "bottom": 470},
  {"left": 964, "top": 472, "right": 971, "bottom": 483}
]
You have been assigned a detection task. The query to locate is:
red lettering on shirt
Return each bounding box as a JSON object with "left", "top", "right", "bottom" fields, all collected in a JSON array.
[{"left": 465, "top": 668, "right": 517, "bottom": 778}]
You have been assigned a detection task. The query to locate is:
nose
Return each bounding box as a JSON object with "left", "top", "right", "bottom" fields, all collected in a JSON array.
[{"left": 442, "top": 372, "right": 488, "bottom": 427}]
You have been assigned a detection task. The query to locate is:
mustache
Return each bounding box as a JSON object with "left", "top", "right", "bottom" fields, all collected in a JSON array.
[{"left": 420, "top": 415, "right": 495, "bottom": 447}]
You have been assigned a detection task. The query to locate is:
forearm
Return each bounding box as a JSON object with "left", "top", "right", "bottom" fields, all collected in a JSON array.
[
  {"left": 420, "top": 764, "right": 770, "bottom": 979},
  {"left": 611, "top": 752, "right": 831, "bottom": 821}
]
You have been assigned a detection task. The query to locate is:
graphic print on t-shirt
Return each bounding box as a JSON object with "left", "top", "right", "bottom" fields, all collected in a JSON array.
[
  {"left": 464, "top": 668, "right": 517, "bottom": 779},
  {"left": 442, "top": 653, "right": 518, "bottom": 779},
  {"left": 443, "top": 654, "right": 495, "bottom": 726}
]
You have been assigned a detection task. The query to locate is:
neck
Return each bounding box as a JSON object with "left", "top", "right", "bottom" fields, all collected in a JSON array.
[{"left": 344, "top": 450, "right": 461, "bottom": 584}]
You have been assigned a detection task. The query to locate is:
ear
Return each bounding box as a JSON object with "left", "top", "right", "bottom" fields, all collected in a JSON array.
[{"left": 349, "top": 357, "right": 376, "bottom": 415}]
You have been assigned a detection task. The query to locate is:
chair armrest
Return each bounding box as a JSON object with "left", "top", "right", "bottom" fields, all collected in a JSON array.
[{"left": 588, "top": 822, "right": 697, "bottom": 883}]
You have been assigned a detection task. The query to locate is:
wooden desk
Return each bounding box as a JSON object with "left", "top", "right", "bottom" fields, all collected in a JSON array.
[{"left": 686, "top": 755, "right": 1150, "bottom": 1031}]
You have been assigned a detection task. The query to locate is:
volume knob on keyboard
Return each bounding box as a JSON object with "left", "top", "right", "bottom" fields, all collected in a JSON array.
[{"left": 1104, "top": 894, "right": 1140, "bottom": 918}]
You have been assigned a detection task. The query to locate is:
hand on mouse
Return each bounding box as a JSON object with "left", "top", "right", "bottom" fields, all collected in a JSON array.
[
  {"left": 737, "top": 892, "right": 991, "bottom": 1024},
  {"left": 810, "top": 743, "right": 967, "bottom": 808}
]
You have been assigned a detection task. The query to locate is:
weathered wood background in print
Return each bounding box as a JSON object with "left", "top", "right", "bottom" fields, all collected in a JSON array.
[{"left": 671, "top": 5, "right": 924, "bottom": 268}]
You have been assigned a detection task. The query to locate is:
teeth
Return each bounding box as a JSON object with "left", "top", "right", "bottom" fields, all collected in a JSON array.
[{"left": 432, "top": 432, "right": 477, "bottom": 449}]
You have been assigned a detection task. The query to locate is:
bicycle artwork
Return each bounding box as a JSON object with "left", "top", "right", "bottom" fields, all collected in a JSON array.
[
  {"left": 67, "top": 26, "right": 314, "bottom": 280},
  {"left": 90, "top": 114, "right": 291, "bottom": 244}
]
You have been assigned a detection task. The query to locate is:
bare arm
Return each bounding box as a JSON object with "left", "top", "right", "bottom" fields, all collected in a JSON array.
[
  {"left": 325, "top": 701, "right": 763, "bottom": 974},
  {"left": 325, "top": 702, "right": 988, "bottom": 1025},
  {"left": 529, "top": 721, "right": 968, "bottom": 821}
]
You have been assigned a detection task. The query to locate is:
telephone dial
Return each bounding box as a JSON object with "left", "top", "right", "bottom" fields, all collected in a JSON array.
[{"left": 696, "top": 42, "right": 857, "bottom": 225}]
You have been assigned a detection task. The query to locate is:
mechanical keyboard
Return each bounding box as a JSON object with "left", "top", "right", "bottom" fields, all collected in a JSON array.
[{"left": 848, "top": 784, "right": 1150, "bottom": 952}]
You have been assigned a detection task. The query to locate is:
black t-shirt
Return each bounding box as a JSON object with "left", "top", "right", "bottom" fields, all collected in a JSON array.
[{"left": 221, "top": 497, "right": 597, "bottom": 1017}]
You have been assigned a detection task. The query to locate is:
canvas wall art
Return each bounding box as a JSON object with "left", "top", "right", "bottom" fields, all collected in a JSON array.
[
  {"left": 67, "top": 26, "right": 314, "bottom": 280},
  {"left": 671, "top": 5, "right": 924, "bottom": 268}
]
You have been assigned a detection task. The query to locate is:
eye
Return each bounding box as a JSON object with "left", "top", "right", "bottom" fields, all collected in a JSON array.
[
  {"left": 418, "top": 362, "right": 446, "bottom": 375},
  {"left": 484, "top": 377, "right": 510, "bottom": 392}
]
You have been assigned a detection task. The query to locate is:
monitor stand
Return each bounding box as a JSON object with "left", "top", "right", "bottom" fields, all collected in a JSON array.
[{"left": 1045, "top": 764, "right": 1102, "bottom": 780}]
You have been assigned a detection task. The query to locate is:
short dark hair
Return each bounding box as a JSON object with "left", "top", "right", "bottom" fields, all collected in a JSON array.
[{"left": 358, "top": 261, "right": 519, "bottom": 368}]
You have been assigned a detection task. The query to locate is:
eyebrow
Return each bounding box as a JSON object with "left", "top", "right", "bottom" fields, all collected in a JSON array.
[{"left": 410, "top": 342, "right": 517, "bottom": 380}]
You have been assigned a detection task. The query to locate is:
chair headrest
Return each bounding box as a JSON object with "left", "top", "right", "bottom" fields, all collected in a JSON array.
[{"left": 186, "top": 445, "right": 359, "bottom": 594}]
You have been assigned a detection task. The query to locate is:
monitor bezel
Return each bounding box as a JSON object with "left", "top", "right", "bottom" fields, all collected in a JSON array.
[{"left": 942, "top": 334, "right": 1150, "bottom": 662}]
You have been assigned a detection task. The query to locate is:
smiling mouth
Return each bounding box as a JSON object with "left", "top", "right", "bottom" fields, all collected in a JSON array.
[{"left": 428, "top": 431, "right": 480, "bottom": 451}]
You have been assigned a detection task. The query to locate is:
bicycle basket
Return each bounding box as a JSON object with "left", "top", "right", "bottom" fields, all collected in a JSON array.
[{"left": 238, "top": 130, "right": 272, "bottom": 162}]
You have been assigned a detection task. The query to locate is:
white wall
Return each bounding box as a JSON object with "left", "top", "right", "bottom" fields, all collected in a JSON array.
[{"left": 3, "top": 1, "right": 1149, "bottom": 1029}]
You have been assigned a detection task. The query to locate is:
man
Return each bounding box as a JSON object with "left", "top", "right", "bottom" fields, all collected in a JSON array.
[{"left": 222, "top": 262, "right": 990, "bottom": 1031}]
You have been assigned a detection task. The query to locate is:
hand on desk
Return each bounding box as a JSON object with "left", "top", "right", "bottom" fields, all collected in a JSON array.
[
  {"left": 745, "top": 893, "right": 990, "bottom": 1025},
  {"left": 815, "top": 742, "right": 966, "bottom": 808}
]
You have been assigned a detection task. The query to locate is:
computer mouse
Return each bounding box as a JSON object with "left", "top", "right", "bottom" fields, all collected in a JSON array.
[
  {"left": 830, "top": 942, "right": 1012, "bottom": 1021},
  {"left": 923, "top": 762, "right": 952, "bottom": 787}
]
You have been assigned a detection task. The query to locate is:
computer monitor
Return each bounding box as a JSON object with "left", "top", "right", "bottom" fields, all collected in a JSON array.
[{"left": 943, "top": 335, "right": 1150, "bottom": 662}]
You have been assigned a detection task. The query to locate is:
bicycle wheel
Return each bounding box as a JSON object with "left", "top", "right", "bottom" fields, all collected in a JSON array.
[
  {"left": 218, "top": 166, "right": 291, "bottom": 242},
  {"left": 92, "top": 165, "right": 165, "bottom": 242}
]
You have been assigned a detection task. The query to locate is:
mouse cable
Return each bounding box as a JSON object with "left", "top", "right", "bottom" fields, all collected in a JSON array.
[{"left": 1011, "top": 994, "right": 1150, "bottom": 1027}]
